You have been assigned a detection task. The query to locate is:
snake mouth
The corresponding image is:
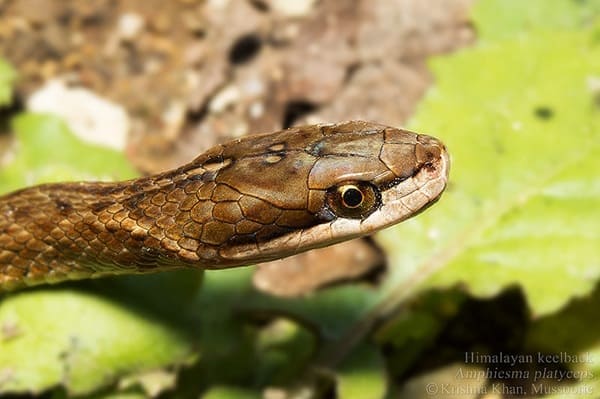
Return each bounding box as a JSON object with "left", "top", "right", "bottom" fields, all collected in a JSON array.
[{"left": 405, "top": 146, "right": 450, "bottom": 218}]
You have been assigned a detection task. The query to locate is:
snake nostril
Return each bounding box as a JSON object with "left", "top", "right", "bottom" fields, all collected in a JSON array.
[{"left": 415, "top": 142, "right": 442, "bottom": 165}]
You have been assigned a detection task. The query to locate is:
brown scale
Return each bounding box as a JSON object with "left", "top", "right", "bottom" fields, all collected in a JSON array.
[{"left": 0, "top": 121, "right": 449, "bottom": 290}]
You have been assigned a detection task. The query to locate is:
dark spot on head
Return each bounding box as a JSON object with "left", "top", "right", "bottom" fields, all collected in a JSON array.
[
  {"left": 229, "top": 33, "right": 262, "bottom": 64},
  {"left": 263, "top": 152, "right": 285, "bottom": 164},
  {"left": 534, "top": 106, "right": 554, "bottom": 120},
  {"left": 306, "top": 140, "right": 326, "bottom": 157},
  {"left": 268, "top": 142, "right": 286, "bottom": 152}
]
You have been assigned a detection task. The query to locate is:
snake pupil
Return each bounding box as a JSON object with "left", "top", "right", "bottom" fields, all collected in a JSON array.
[
  {"left": 342, "top": 186, "right": 363, "bottom": 208},
  {"left": 325, "top": 181, "right": 380, "bottom": 219}
]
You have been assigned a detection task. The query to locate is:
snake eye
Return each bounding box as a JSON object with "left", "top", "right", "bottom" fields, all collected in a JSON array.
[
  {"left": 326, "top": 182, "right": 381, "bottom": 219},
  {"left": 341, "top": 185, "right": 363, "bottom": 208}
]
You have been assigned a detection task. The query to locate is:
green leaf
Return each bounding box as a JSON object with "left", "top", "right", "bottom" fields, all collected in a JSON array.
[
  {"left": 336, "top": 343, "right": 386, "bottom": 399},
  {"left": 0, "top": 288, "right": 198, "bottom": 395},
  {"left": 52, "top": 389, "right": 149, "bottom": 399},
  {"left": 471, "top": 0, "right": 600, "bottom": 41},
  {"left": 202, "top": 386, "right": 261, "bottom": 399},
  {"left": 0, "top": 59, "right": 16, "bottom": 106},
  {"left": 0, "top": 113, "right": 137, "bottom": 195}
]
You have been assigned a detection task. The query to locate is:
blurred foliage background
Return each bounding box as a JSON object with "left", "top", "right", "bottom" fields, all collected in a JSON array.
[{"left": 0, "top": 0, "right": 599, "bottom": 398}]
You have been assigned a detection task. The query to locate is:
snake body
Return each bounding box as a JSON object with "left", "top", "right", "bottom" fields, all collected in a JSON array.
[{"left": 0, "top": 121, "right": 449, "bottom": 290}]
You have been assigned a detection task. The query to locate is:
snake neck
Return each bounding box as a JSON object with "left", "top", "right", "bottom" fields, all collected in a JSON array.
[{"left": 0, "top": 176, "right": 196, "bottom": 290}]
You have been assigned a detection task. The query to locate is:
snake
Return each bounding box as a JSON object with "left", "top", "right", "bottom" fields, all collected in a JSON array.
[{"left": 0, "top": 121, "right": 449, "bottom": 291}]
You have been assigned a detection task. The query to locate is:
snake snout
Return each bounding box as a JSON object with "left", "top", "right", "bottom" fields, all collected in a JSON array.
[
  {"left": 415, "top": 134, "right": 450, "bottom": 179},
  {"left": 416, "top": 134, "right": 443, "bottom": 164},
  {"left": 380, "top": 132, "right": 449, "bottom": 182}
]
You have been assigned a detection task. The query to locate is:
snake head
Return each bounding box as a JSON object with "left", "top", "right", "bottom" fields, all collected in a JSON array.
[{"left": 215, "top": 121, "right": 450, "bottom": 264}]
